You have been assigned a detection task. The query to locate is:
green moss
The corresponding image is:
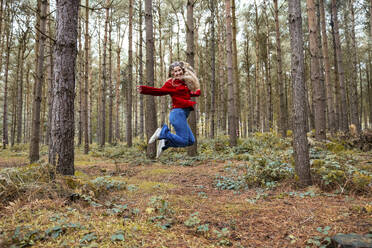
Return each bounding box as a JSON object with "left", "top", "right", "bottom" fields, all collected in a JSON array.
[
  {"left": 311, "top": 159, "right": 325, "bottom": 168},
  {"left": 138, "top": 168, "right": 173, "bottom": 177},
  {"left": 326, "top": 142, "right": 345, "bottom": 153},
  {"left": 128, "top": 180, "right": 177, "bottom": 193},
  {"left": 352, "top": 172, "right": 372, "bottom": 192}
]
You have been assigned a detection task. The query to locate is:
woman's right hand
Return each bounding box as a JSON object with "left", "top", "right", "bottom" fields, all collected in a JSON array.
[{"left": 136, "top": 85, "right": 143, "bottom": 93}]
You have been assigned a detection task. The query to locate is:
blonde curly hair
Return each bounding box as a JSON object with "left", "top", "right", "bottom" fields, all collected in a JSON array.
[{"left": 168, "top": 61, "right": 200, "bottom": 91}]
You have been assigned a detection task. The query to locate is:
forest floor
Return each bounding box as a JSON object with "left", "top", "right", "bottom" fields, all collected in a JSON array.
[{"left": 0, "top": 134, "right": 371, "bottom": 247}]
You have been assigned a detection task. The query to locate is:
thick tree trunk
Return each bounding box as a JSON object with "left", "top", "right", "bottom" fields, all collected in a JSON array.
[
  {"left": 145, "top": 0, "right": 157, "bottom": 158},
  {"left": 187, "top": 0, "right": 198, "bottom": 155},
  {"left": 30, "top": 0, "right": 47, "bottom": 161},
  {"left": 49, "top": 0, "right": 79, "bottom": 175},
  {"left": 331, "top": 0, "right": 348, "bottom": 132},
  {"left": 306, "top": 0, "right": 326, "bottom": 140},
  {"left": 225, "top": 0, "right": 237, "bottom": 146},
  {"left": 288, "top": 0, "right": 311, "bottom": 186},
  {"left": 83, "top": 0, "right": 89, "bottom": 153},
  {"left": 274, "top": 0, "right": 287, "bottom": 137},
  {"left": 126, "top": 0, "right": 133, "bottom": 147}
]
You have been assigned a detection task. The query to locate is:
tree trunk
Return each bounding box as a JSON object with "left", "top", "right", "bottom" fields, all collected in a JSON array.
[
  {"left": 349, "top": 0, "right": 360, "bottom": 132},
  {"left": 100, "top": 0, "right": 109, "bottom": 147},
  {"left": 254, "top": 2, "right": 260, "bottom": 132},
  {"left": 264, "top": 0, "right": 272, "bottom": 132},
  {"left": 77, "top": 11, "right": 82, "bottom": 146},
  {"left": 319, "top": 0, "right": 335, "bottom": 133},
  {"left": 274, "top": 0, "right": 287, "bottom": 137},
  {"left": 46, "top": 1, "right": 53, "bottom": 146},
  {"left": 210, "top": 0, "right": 216, "bottom": 138},
  {"left": 49, "top": 0, "right": 79, "bottom": 175},
  {"left": 88, "top": 36, "right": 93, "bottom": 144},
  {"left": 115, "top": 30, "right": 121, "bottom": 142},
  {"left": 288, "top": 0, "right": 311, "bottom": 186},
  {"left": 231, "top": 0, "right": 239, "bottom": 136},
  {"left": 24, "top": 65, "right": 31, "bottom": 143},
  {"left": 139, "top": 1, "right": 144, "bottom": 141},
  {"left": 244, "top": 21, "right": 253, "bottom": 134},
  {"left": 225, "top": 0, "right": 237, "bottom": 146},
  {"left": 108, "top": 14, "right": 113, "bottom": 145},
  {"left": 331, "top": 0, "right": 348, "bottom": 132},
  {"left": 369, "top": 1, "right": 372, "bottom": 128},
  {"left": 330, "top": 16, "right": 340, "bottom": 131},
  {"left": 83, "top": 0, "right": 89, "bottom": 153},
  {"left": 2, "top": 2, "right": 12, "bottom": 149},
  {"left": 306, "top": 0, "right": 326, "bottom": 140},
  {"left": 16, "top": 34, "right": 27, "bottom": 144},
  {"left": 127, "top": 0, "right": 133, "bottom": 147},
  {"left": 30, "top": 0, "right": 47, "bottom": 161},
  {"left": 187, "top": 0, "right": 198, "bottom": 155},
  {"left": 145, "top": 0, "right": 157, "bottom": 158}
]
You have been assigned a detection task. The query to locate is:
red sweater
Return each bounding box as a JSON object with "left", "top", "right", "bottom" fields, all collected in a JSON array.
[{"left": 139, "top": 78, "right": 201, "bottom": 109}]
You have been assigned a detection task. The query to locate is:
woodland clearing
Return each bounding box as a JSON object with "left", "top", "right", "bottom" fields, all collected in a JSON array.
[{"left": 0, "top": 133, "right": 371, "bottom": 247}]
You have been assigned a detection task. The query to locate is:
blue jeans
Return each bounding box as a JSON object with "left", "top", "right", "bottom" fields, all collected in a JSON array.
[{"left": 159, "top": 108, "right": 195, "bottom": 150}]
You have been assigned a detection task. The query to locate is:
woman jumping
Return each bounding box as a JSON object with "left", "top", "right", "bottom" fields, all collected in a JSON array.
[{"left": 137, "top": 61, "right": 201, "bottom": 158}]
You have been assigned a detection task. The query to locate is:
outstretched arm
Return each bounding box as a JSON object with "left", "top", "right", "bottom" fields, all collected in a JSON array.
[
  {"left": 190, "top": 89, "right": 201, "bottom": 97},
  {"left": 137, "top": 81, "right": 177, "bottom": 96}
]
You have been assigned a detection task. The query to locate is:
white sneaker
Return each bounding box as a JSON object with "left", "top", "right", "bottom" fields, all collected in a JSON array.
[
  {"left": 156, "top": 139, "right": 166, "bottom": 158},
  {"left": 149, "top": 127, "right": 162, "bottom": 144}
]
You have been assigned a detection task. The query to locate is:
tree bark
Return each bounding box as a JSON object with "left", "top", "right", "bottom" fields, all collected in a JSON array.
[
  {"left": 288, "top": 0, "right": 311, "bottom": 186},
  {"left": 46, "top": 1, "right": 53, "bottom": 146},
  {"left": 115, "top": 23, "right": 122, "bottom": 142},
  {"left": 139, "top": 1, "right": 144, "bottom": 140},
  {"left": 108, "top": 13, "right": 113, "bottom": 145},
  {"left": 210, "top": 0, "right": 216, "bottom": 138},
  {"left": 100, "top": 0, "right": 109, "bottom": 147},
  {"left": 127, "top": 0, "right": 133, "bottom": 147},
  {"left": 30, "top": 0, "right": 47, "bottom": 161},
  {"left": 231, "top": 0, "right": 240, "bottom": 136},
  {"left": 254, "top": 2, "right": 260, "bottom": 132},
  {"left": 225, "top": 0, "right": 237, "bottom": 146},
  {"left": 145, "top": 0, "right": 157, "bottom": 158},
  {"left": 331, "top": 0, "right": 348, "bottom": 132},
  {"left": 77, "top": 10, "right": 82, "bottom": 146},
  {"left": 306, "top": 0, "right": 326, "bottom": 140},
  {"left": 349, "top": 0, "right": 360, "bottom": 132},
  {"left": 16, "top": 33, "right": 27, "bottom": 144},
  {"left": 49, "top": 0, "right": 79, "bottom": 175},
  {"left": 319, "top": 0, "right": 335, "bottom": 133},
  {"left": 187, "top": 0, "right": 198, "bottom": 155},
  {"left": 274, "top": 0, "right": 287, "bottom": 137},
  {"left": 83, "top": 0, "right": 89, "bottom": 153}
]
